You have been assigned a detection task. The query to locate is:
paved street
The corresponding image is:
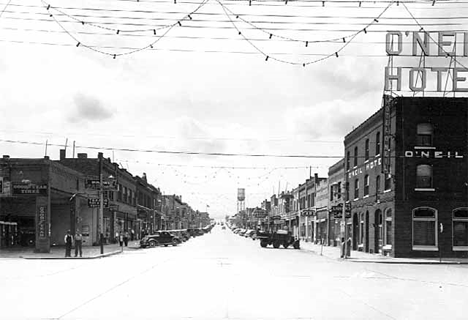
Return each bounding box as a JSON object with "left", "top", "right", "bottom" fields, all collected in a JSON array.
[{"left": 1, "top": 226, "right": 467, "bottom": 320}]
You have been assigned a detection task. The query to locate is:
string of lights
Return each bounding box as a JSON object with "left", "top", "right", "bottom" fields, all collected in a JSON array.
[
  {"left": 40, "top": 0, "right": 210, "bottom": 57},
  {"left": 216, "top": 0, "right": 395, "bottom": 65},
  {"left": 217, "top": 0, "right": 393, "bottom": 44},
  {"left": 400, "top": 1, "right": 468, "bottom": 70},
  {"left": 0, "top": 0, "right": 12, "bottom": 19},
  {"left": 114, "top": 159, "right": 320, "bottom": 169},
  {"left": 41, "top": 0, "right": 209, "bottom": 34}
]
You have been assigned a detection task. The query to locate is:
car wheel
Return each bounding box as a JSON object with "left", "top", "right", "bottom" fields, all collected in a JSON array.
[
  {"left": 149, "top": 241, "right": 157, "bottom": 247},
  {"left": 273, "top": 241, "right": 281, "bottom": 249},
  {"left": 260, "top": 240, "right": 268, "bottom": 247},
  {"left": 283, "top": 242, "right": 289, "bottom": 249},
  {"left": 172, "top": 239, "right": 179, "bottom": 246}
]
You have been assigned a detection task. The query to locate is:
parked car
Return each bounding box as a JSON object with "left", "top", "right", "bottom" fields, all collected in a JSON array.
[
  {"left": 244, "top": 230, "right": 255, "bottom": 238},
  {"left": 140, "top": 231, "right": 182, "bottom": 248}
]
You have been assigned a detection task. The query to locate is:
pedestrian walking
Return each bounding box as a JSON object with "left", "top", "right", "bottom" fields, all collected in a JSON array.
[
  {"left": 119, "top": 232, "right": 124, "bottom": 247},
  {"left": 64, "top": 230, "right": 73, "bottom": 257},
  {"left": 74, "top": 230, "right": 83, "bottom": 257},
  {"left": 124, "top": 231, "right": 129, "bottom": 247}
]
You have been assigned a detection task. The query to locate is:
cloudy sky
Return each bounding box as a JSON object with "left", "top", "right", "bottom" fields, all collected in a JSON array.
[{"left": 1, "top": 0, "right": 467, "bottom": 219}]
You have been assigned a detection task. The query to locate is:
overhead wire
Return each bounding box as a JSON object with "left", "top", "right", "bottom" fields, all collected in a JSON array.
[{"left": 0, "top": 138, "right": 344, "bottom": 159}]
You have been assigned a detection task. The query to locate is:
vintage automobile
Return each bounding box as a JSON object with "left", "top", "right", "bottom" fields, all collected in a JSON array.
[
  {"left": 140, "top": 231, "right": 182, "bottom": 248},
  {"left": 256, "top": 230, "right": 300, "bottom": 249}
]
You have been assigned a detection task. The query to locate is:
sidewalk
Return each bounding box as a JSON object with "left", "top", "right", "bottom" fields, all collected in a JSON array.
[
  {"left": 300, "top": 241, "right": 468, "bottom": 265},
  {"left": 0, "top": 241, "right": 141, "bottom": 260}
]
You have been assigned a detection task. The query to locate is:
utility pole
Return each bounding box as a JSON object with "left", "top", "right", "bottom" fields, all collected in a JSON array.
[{"left": 98, "top": 154, "right": 104, "bottom": 254}]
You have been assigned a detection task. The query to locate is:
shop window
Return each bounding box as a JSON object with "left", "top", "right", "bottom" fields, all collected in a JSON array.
[
  {"left": 364, "top": 175, "right": 369, "bottom": 196},
  {"left": 365, "top": 139, "right": 370, "bottom": 161},
  {"left": 385, "top": 208, "right": 392, "bottom": 246},
  {"left": 412, "top": 207, "right": 437, "bottom": 249},
  {"left": 453, "top": 208, "right": 468, "bottom": 249},
  {"left": 416, "top": 164, "right": 433, "bottom": 189},
  {"left": 354, "top": 179, "right": 359, "bottom": 200},
  {"left": 416, "top": 123, "right": 433, "bottom": 147},
  {"left": 354, "top": 146, "right": 358, "bottom": 167},
  {"left": 376, "top": 132, "right": 381, "bottom": 155},
  {"left": 360, "top": 213, "right": 365, "bottom": 245}
]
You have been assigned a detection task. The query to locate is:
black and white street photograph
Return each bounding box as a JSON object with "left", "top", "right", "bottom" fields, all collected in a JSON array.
[{"left": 1, "top": 0, "right": 468, "bottom": 319}]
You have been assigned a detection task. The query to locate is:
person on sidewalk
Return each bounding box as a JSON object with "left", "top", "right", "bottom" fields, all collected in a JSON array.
[
  {"left": 64, "top": 230, "right": 73, "bottom": 257},
  {"left": 124, "top": 231, "right": 129, "bottom": 247},
  {"left": 74, "top": 230, "right": 83, "bottom": 257},
  {"left": 119, "top": 232, "right": 124, "bottom": 247}
]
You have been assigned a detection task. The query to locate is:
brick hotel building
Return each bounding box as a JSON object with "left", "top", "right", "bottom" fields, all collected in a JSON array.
[{"left": 344, "top": 95, "right": 468, "bottom": 258}]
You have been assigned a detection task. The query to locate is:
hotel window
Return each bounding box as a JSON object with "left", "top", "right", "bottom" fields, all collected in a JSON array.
[
  {"left": 364, "top": 175, "right": 369, "bottom": 196},
  {"left": 384, "top": 173, "right": 392, "bottom": 191},
  {"left": 412, "top": 207, "right": 437, "bottom": 248},
  {"left": 416, "top": 164, "right": 433, "bottom": 189},
  {"left": 416, "top": 123, "right": 433, "bottom": 147},
  {"left": 376, "top": 132, "right": 381, "bottom": 155},
  {"left": 354, "top": 179, "right": 359, "bottom": 200},
  {"left": 346, "top": 151, "right": 351, "bottom": 170},
  {"left": 354, "top": 146, "right": 358, "bottom": 167},
  {"left": 376, "top": 175, "right": 381, "bottom": 195},
  {"left": 453, "top": 208, "right": 468, "bottom": 249},
  {"left": 337, "top": 182, "right": 342, "bottom": 199},
  {"left": 365, "top": 139, "right": 370, "bottom": 161},
  {"left": 385, "top": 208, "right": 393, "bottom": 246}
]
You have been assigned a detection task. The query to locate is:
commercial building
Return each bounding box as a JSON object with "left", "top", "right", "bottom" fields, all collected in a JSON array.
[
  {"left": 0, "top": 155, "right": 87, "bottom": 252},
  {"left": 345, "top": 95, "right": 468, "bottom": 258}
]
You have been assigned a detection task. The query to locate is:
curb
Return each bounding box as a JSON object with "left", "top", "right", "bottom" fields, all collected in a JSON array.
[
  {"left": 301, "top": 247, "right": 468, "bottom": 265},
  {"left": 21, "top": 250, "right": 123, "bottom": 260}
]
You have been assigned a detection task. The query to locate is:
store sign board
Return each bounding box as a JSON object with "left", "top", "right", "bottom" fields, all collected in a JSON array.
[
  {"left": 385, "top": 31, "right": 468, "bottom": 92},
  {"left": 12, "top": 183, "right": 48, "bottom": 195}
]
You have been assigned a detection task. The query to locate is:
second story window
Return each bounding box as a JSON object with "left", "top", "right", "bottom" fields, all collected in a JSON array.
[
  {"left": 376, "top": 132, "right": 381, "bottom": 155},
  {"left": 354, "top": 179, "right": 359, "bottom": 200},
  {"left": 417, "top": 123, "right": 433, "bottom": 147},
  {"left": 416, "top": 164, "right": 433, "bottom": 189},
  {"left": 354, "top": 146, "right": 358, "bottom": 167},
  {"left": 376, "top": 175, "right": 381, "bottom": 195},
  {"left": 364, "top": 175, "right": 369, "bottom": 196},
  {"left": 346, "top": 151, "right": 350, "bottom": 170},
  {"left": 384, "top": 174, "right": 392, "bottom": 191},
  {"left": 337, "top": 182, "right": 341, "bottom": 199},
  {"left": 365, "top": 139, "right": 370, "bottom": 161}
]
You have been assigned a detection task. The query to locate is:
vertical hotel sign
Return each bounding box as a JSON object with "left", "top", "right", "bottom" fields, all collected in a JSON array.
[{"left": 382, "top": 96, "right": 392, "bottom": 174}]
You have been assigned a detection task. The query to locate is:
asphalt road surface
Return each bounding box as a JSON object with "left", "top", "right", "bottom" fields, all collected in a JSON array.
[{"left": 1, "top": 226, "right": 467, "bottom": 320}]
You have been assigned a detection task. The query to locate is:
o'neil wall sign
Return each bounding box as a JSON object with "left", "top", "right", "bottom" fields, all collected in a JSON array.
[{"left": 385, "top": 31, "right": 468, "bottom": 92}]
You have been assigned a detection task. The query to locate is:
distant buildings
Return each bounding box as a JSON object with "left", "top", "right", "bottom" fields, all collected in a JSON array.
[
  {"left": 242, "top": 96, "right": 468, "bottom": 259},
  {"left": 0, "top": 150, "right": 210, "bottom": 252}
]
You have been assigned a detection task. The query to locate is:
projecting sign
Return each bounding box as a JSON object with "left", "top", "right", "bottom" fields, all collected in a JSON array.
[
  {"left": 385, "top": 31, "right": 468, "bottom": 92},
  {"left": 87, "top": 198, "right": 109, "bottom": 208}
]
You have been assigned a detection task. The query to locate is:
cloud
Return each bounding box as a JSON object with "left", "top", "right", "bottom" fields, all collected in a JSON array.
[
  {"left": 68, "top": 93, "right": 114, "bottom": 123},
  {"left": 285, "top": 93, "right": 381, "bottom": 140},
  {"left": 173, "top": 116, "right": 227, "bottom": 156}
]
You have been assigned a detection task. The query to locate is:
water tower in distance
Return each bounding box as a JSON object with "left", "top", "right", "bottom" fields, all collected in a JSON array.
[{"left": 237, "top": 188, "right": 245, "bottom": 214}]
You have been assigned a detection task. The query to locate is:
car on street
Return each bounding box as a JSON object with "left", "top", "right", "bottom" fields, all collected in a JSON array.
[{"left": 140, "top": 231, "right": 182, "bottom": 248}]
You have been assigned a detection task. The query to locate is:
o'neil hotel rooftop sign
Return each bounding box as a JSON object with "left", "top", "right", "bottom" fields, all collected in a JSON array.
[{"left": 385, "top": 31, "right": 468, "bottom": 92}]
